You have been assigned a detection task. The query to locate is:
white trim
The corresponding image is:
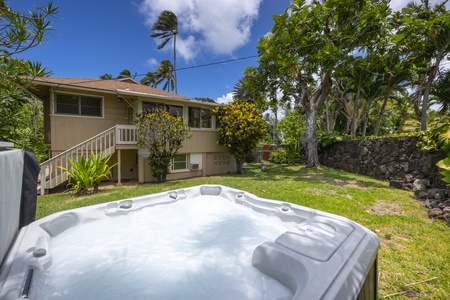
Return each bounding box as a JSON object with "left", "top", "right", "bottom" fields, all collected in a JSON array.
[{"left": 171, "top": 153, "right": 188, "bottom": 171}]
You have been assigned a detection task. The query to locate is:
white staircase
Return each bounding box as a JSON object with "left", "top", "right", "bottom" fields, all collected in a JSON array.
[{"left": 39, "top": 125, "right": 138, "bottom": 195}]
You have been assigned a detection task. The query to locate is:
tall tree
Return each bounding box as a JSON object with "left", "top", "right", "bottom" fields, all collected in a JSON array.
[
  {"left": 398, "top": 0, "right": 450, "bottom": 130},
  {"left": 151, "top": 10, "right": 179, "bottom": 94},
  {"left": 257, "top": 0, "right": 390, "bottom": 167}
]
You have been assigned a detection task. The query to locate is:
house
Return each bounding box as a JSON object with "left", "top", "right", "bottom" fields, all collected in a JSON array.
[{"left": 27, "top": 77, "right": 236, "bottom": 194}]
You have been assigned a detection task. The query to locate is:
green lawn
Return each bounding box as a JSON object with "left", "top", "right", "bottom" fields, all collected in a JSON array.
[{"left": 37, "top": 163, "right": 450, "bottom": 299}]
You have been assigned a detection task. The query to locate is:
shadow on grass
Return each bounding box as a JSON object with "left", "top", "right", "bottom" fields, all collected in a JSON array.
[{"left": 238, "top": 163, "right": 389, "bottom": 189}]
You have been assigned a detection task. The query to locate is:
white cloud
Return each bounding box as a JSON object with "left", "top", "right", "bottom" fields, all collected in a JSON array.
[
  {"left": 216, "top": 92, "right": 233, "bottom": 104},
  {"left": 145, "top": 58, "right": 158, "bottom": 67},
  {"left": 139, "top": 0, "right": 262, "bottom": 61}
]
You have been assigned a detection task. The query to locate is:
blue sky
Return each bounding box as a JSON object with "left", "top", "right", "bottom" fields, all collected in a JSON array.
[
  {"left": 13, "top": 0, "right": 449, "bottom": 103},
  {"left": 13, "top": 0, "right": 291, "bottom": 103}
]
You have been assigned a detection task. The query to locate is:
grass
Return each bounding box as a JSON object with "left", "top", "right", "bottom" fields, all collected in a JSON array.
[{"left": 37, "top": 163, "right": 450, "bottom": 299}]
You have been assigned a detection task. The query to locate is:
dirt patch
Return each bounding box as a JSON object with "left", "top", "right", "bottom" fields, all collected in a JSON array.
[
  {"left": 328, "top": 179, "right": 367, "bottom": 188},
  {"left": 299, "top": 174, "right": 326, "bottom": 181},
  {"left": 367, "top": 200, "right": 402, "bottom": 215}
]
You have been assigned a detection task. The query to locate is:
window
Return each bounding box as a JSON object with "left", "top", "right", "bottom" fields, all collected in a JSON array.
[
  {"left": 188, "top": 107, "right": 212, "bottom": 129},
  {"left": 55, "top": 93, "right": 102, "bottom": 117},
  {"left": 142, "top": 102, "right": 183, "bottom": 118},
  {"left": 142, "top": 102, "right": 165, "bottom": 111},
  {"left": 168, "top": 105, "right": 183, "bottom": 117},
  {"left": 171, "top": 154, "right": 187, "bottom": 170}
]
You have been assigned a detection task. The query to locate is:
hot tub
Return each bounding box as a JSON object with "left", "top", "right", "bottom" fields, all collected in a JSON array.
[{"left": 0, "top": 184, "right": 379, "bottom": 299}]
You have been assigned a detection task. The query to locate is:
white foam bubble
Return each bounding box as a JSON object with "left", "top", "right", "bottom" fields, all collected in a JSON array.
[{"left": 30, "top": 196, "right": 294, "bottom": 299}]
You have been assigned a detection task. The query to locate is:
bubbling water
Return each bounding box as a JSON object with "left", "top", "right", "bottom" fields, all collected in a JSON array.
[{"left": 30, "top": 196, "right": 294, "bottom": 299}]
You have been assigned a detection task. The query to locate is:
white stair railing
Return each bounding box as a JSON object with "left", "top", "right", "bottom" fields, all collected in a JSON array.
[{"left": 39, "top": 125, "right": 138, "bottom": 195}]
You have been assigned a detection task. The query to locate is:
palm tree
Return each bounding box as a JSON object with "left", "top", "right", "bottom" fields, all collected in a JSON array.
[
  {"left": 140, "top": 71, "right": 158, "bottom": 88},
  {"left": 117, "top": 69, "right": 136, "bottom": 79},
  {"left": 155, "top": 60, "right": 175, "bottom": 92},
  {"left": 99, "top": 73, "right": 113, "bottom": 80},
  {"left": 151, "top": 10, "right": 178, "bottom": 94},
  {"left": 232, "top": 78, "right": 253, "bottom": 102}
]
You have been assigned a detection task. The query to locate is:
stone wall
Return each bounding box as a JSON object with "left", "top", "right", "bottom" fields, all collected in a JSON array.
[{"left": 319, "top": 137, "right": 446, "bottom": 186}]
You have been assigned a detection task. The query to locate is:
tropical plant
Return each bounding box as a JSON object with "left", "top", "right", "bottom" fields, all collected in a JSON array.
[
  {"left": 59, "top": 154, "right": 117, "bottom": 195},
  {"left": 270, "top": 148, "right": 287, "bottom": 164},
  {"left": 212, "top": 100, "right": 267, "bottom": 174},
  {"left": 0, "top": 58, "right": 51, "bottom": 161},
  {"left": 1, "top": 1, "right": 57, "bottom": 146},
  {"left": 232, "top": 77, "right": 254, "bottom": 102},
  {"left": 0, "top": 1, "right": 58, "bottom": 57},
  {"left": 397, "top": 1, "right": 450, "bottom": 130},
  {"left": 151, "top": 10, "right": 178, "bottom": 93},
  {"left": 140, "top": 71, "right": 158, "bottom": 87},
  {"left": 99, "top": 73, "right": 113, "bottom": 80},
  {"left": 437, "top": 155, "right": 450, "bottom": 186},
  {"left": 117, "top": 69, "right": 136, "bottom": 79},
  {"left": 155, "top": 60, "right": 176, "bottom": 92},
  {"left": 431, "top": 117, "right": 450, "bottom": 186},
  {"left": 135, "top": 108, "right": 191, "bottom": 182},
  {"left": 271, "top": 145, "right": 302, "bottom": 165},
  {"left": 256, "top": 0, "right": 390, "bottom": 167}
]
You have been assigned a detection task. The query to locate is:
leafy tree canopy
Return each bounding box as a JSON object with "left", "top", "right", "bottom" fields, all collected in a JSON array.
[
  {"left": 212, "top": 100, "right": 267, "bottom": 174},
  {"left": 256, "top": 0, "right": 390, "bottom": 167},
  {"left": 0, "top": 1, "right": 57, "bottom": 156}
]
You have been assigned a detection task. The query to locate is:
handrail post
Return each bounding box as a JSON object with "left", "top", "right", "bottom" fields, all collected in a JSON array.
[{"left": 40, "top": 165, "right": 46, "bottom": 195}]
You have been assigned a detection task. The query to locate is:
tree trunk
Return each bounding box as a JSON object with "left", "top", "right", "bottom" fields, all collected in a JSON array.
[
  {"left": 351, "top": 87, "right": 361, "bottom": 138},
  {"left": 421, "top": 65, "right": 437, "bottom": 131},
  {"left": 302, "top": 108, "right": 320, "bottom": 168},
  {"left": 374, "top": 75, "right": 392, "bottom": 136},
  {"left": 274, "top": 109, "right": 279, "bottom": 146},
  {"left": 297, "top": 68, "right": 332, "bottom": 168},
  {"left": 236, "top": 159, "right": 245, "bottom": 174},
  {"left": 362, "top": 101, "right": 373, "bottom": 137},
  {"left": 325, "top": 97, "right": 330, "bottom": 132},
  {"left": 174, "top": 35, "right": 177, "bottom": 94}
]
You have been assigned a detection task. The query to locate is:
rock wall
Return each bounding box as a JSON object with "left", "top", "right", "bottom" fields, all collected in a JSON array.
[{"left": 319, "top": 137, "right": 446, "bottom": 186}]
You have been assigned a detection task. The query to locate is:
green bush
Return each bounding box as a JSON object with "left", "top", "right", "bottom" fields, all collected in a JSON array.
[
  {"left": 59, "top": 153, "right": 117, "bottom": 195},
  {"left": 270, "top": 148, "right": 287, "bottom": 164},
  {"left": 318, "top": 132, "right": 348, "bottom": 149}
]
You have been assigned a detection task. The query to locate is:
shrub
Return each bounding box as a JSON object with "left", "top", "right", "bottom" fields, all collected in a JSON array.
[
  {"left": 270, "top": 148, "right": 287, "bottom": 164},
  {"left": 135, "top": 108, "right": 191, "bottom": 182}
]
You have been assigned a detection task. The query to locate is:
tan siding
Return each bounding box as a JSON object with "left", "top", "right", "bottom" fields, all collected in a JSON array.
[
  {"left": 142, "top": 163, "right": 202, "bottom": 182},
  {"left": 50, "top": 92, "right": 130, "bottom": 154},
  {"left": 110, "top": 150, "right": 138, "bottom": 181},
  {"left": 205, "top": 152, "right": 236, "bottom": 175},
  {"left": 179, "top": 131, "right": 228, "bottom": 153}
]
